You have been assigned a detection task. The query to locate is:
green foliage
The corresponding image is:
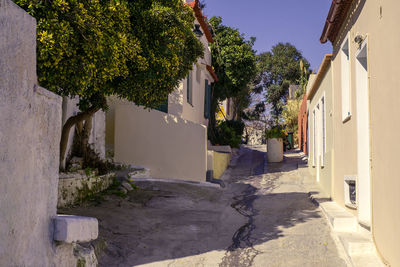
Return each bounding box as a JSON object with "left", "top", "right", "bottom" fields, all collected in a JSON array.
[
  {"left": 256, "top": 43, "right": 310, "bottom": 120},
  {"left": 15, "top": 0, "right": 139, "bottom": 111},
  {"left": 265, "top": 125, "right": 286, "bottom": 139},
  {"left": 111, "top": 0, "right": 204, "bottom": 108},
  {"left": 84, "top": 167, "right": 92, "bottom": 177},
  {"left": 209, "top": 17, "right": 257, "bottom": 102},
  {"left": 282, "top": 99, "right": 301, "bottom": 133},
  {"left": 213, "top": 120, "right": 244, "bottom": 148},
  {"left": 15, "top": 0, "right": 204, "bottom": 111}
]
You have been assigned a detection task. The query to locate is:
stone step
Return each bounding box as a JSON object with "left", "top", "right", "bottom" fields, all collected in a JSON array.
[
  {"left": 127, "top": 166, "right": 151, "bottom": 180},
  {"left": 338, "top": 232, "right": 376, "bottom": 256},
  {"left": 320, "top": 202, "right": 358, "bottom": 232}
]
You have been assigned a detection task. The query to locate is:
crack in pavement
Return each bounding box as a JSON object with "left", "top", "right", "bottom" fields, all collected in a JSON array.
[{"left": 219, "top": 150, "right": 265, "bottom": 267}]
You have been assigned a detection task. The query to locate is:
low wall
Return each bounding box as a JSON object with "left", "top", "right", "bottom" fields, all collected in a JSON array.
[
  {"left": 58, "top": 172, "right": 115, "bottom": 208},
  {"left": 213, "top": 152, "right": 232, "bottom": 179},
  {"left": 114, "top": 103, "right": 207, "bottom": 182}
]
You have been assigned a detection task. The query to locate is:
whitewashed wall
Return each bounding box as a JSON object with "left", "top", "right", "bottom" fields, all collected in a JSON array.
[{"left": 0, "top": 1, "right": 62, "bottom": 265}]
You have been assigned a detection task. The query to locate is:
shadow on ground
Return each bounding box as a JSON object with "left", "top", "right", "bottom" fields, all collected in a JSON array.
[{"left": 59, "top": 146, "right": 329, "bottom": 267}]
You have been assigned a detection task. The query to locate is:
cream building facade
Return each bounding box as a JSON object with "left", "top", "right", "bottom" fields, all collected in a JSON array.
[
  {"left": 106, "top": 0, "right": 217, "bottom": 182},
  {"left": 308, "top": 0, "right": 400, "bottom": 265},
  {"left": 307, "top": 55, "right": 333, "bottom": 198}
]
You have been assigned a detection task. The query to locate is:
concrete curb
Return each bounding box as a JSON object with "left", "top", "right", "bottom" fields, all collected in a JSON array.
[
  {"left": 132, "top": 177, "right": 222, "bottom": 189},
  {"left": 308, "top": 194, "right": 385, "bottom": 267}
]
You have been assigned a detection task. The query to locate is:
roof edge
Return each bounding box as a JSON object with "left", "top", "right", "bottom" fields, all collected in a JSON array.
[
  {"left": 206, "top": 65, "right": 218, "bottom": 82},
  {"left": 307, "top": 54, "right": 332, "bottom": 100},
  {"left": 187, "top": 0, "right": 214, "bottom": 43},
  {"left": 320, "top": 0, "right": 353, "bottom": 44}
]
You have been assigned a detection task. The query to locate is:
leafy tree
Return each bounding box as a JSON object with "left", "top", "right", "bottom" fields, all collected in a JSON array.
[
  {"left": 208, "top": 16, "right": 257, "bottom": 142},
  {"left": 256, "top": 43, "right": 310, "bottom": 121},
  {"left": 15, "top": 0, "right": 203, "bottom": 169}
]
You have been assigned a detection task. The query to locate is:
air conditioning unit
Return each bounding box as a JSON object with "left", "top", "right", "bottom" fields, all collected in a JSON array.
[{"left": 344, "top": 176, "right": 357, "bottom": 209}]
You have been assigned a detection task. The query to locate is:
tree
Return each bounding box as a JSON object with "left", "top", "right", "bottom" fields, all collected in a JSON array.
[
  {"left": 208, "top": 16, "right": 257, "bottom": 142},
  {"left": 15, "top": 0, "right": 203, "bottom": 169},
  {"left": 256, "top": 43, "right": 310, "bottom": 122}
]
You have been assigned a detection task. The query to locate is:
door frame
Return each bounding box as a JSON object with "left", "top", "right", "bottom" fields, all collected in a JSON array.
[{"left": 355, "top": 37, "right": 372, "bottom": 229}]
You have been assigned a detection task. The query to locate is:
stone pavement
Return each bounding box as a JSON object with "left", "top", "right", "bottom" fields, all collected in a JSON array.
[{"left": 61, "top": 146, "right": 349, "bottom": 267}]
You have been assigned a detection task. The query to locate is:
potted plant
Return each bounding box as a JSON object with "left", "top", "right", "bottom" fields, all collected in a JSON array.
[{"left": 265, "top": 125, "right": 285, "bottom": 162}]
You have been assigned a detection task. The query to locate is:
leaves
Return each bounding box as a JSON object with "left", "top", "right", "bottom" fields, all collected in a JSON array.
[
  {"left": 256, "top": 43, "right": 310, "bottom": 121},
  {"left": 209, "top": 16, "right": 257, "bottom": 102},
  {"left": 14, "top": 0, "right": 203, "bottom": 111}
]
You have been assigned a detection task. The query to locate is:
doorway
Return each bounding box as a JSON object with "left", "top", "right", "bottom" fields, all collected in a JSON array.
[{"left": 355, "top": 39, "right": 371, "bottom": 228}]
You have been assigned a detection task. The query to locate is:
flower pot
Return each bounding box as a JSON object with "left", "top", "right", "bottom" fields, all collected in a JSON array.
[{"left": 267, "top": 138, "right": 283, "bottom": 163}]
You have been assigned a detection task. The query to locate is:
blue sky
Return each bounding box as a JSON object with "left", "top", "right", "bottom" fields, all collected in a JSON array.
[{"left": 203, "top": 0, "right": 333, "bottom": 71}]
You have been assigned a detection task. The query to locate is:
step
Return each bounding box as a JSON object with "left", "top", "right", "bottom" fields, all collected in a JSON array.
[
  {"left": 320, "top": 202, "right": 358, "bottom": 232},
  {"left": 338, "top": 232, "right": 376, "bottom": 256},
  {"left": 127, "top": 166, "right": 151, "bottom": 180}
]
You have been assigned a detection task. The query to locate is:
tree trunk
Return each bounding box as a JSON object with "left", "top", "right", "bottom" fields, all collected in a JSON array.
[
  {"left": 81, "top": 117, "right": 93, "bottom": 162},
  {"left": 59, "top": 106, "right": 99, "bottom": 171}
]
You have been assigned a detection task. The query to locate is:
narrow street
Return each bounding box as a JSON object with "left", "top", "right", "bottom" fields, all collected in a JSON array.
[{"left": 61, "top": 146, "right": 348, "bottom": 267}]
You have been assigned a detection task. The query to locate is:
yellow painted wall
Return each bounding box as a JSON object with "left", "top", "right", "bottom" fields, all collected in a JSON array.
[{"left": 213, "top": 152, "right": 231, "bottom": 179}]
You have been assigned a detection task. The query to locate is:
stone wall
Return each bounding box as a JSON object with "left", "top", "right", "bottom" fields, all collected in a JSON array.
[
  {"left": 58, "top": 172, "right": 115, "bottom": 208},
  {"left": 0, "top": 1, "right": 61, "bottom": 265}
]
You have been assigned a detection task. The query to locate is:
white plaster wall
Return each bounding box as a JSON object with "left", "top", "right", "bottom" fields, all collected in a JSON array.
[
  {"left": 113, "top": 101, "right": 207, "bottom": 182},
  {"left": 0, "top": 1, "right": 62, "bottom": 265}
]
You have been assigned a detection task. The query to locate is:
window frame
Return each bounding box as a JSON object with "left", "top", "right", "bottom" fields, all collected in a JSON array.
[{"left": 341, "top": 36, "right": 351, "bottom": 122}]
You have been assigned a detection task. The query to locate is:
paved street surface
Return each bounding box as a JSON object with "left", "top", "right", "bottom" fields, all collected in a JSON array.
[{"left": 61, "top": 146, "right": 348, "bottom": 267}]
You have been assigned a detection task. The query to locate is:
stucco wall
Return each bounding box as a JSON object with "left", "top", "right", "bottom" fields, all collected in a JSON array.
[
  {"left": 331, "top": 40, "right": 358, "bottom": 215},
  {"left": 331, "top": 0, "right": 400, "bottom": 265},
  {"left": 181, "top": 64, "right": 213, "bottom": 126},
  {"left": 0, "top": 1, "right": 62, "bottom": 265},
  {"left": 308, "top": 65, "right": 333, "bottom": 197},
  {"left": 113, "top": 101, "right": 207, "bottom": 182}
]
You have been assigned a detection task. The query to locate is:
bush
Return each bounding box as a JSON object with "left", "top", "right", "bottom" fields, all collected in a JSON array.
[
  {"left": 213, "top": 120, "right": 245, "bottom": 148},
  {"left": 265, "top": 125, "right": 286, "bottom": 139}
]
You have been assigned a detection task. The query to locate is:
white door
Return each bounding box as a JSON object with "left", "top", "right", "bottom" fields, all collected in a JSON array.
[
  {"left": 315, "top": 104, "right": 321, "bottom": 182},
  {"left": 356, "top": 40, "right": 371, "bottom": 228}
]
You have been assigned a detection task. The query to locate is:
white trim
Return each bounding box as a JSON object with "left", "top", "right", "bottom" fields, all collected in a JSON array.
[
  {"left": 355, "top": 37, "right": 371, "bottom": 228},
  {"left": 340, "top": 35, "right": 351, "bottom": 122}
]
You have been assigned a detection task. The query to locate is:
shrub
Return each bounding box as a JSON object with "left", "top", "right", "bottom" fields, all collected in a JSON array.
[
  {"left": 213, "top": 120, "right": 245, "bottom": 148},
  {"left": 265, "top": 125, "right": 286, "bottom": 139}
]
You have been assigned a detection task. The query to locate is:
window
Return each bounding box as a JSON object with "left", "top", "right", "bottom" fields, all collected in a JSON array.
[
  {"left": 155, "top": 96, "right": 168, "bottom": 113},
  {"left": 341, "top": 37, "right": 351, "bottom": 122},
  {"left": 321, "top": 96, "right": 326, "bottom": 166},
  {"left": 204, "top": 80, "right": 211, "bottom": 119},
  {"left": 187, "top": 71, "right": 193, "bottom": 105}
]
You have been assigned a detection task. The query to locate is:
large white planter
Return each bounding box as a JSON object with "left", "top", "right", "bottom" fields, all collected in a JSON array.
[{"left": 267, "top": 138, "right": 283, "bottom": 163}]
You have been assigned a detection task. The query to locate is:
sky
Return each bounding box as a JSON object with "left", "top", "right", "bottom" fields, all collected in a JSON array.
[{"left": 203, "top": 0, "right": 333, "bottom": 71}]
